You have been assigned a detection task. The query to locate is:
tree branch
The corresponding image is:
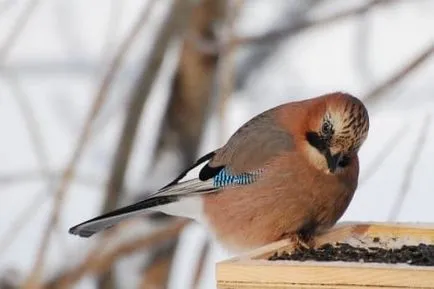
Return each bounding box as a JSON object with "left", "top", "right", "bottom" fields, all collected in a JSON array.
[
  {"left": 190, "top": 0, "right": 395, "bottom": 54},
  {"left": 364, "top": 42, "right": 434, "bottom": 106},
  {"left": 0, "top": 0, "right": 41, "bottom": 62},
  {"left": 217, "top": 0, "right": 244, "bottom": 144},
  {"left": 44, "top": 220, "right": 189, "bottom": 289},
  {"left": 97, "top": 1, "right": 195, "bottom": 288},
  {"left": 388, "top": 114, "right": 431, "bottom": 221},
  {"left": 359, "top": 124, "right": 408, "bottom": 186}
]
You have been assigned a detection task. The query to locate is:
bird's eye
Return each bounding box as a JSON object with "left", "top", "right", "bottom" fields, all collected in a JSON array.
[
  {"left": 338, "top": 155, "right": 351, "bottom": 167},
  {"left": 321, "top": 121, "right": 332, "bottom": 136}
]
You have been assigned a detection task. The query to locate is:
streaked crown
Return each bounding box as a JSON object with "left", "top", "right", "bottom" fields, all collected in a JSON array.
[
  {"left": 324, "top": 93, "right": 369, "bottom": 153},
  {"left": 304, "top": 92, "right": 369, "bottom": 174}
]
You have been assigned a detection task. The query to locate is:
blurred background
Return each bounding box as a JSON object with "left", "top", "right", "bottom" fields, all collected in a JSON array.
[{"left": 0, "top": 0, "right": 433, "bottom": 288}]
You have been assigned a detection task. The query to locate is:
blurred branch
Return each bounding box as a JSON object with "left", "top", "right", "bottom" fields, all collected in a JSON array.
[
  {"left": 0, "top": 170, "right": 104, "bottom": 188},
  {"left": 0, "top": 186, "right": 52, "bottom": 258},
  {"left": 236, "top": 0, "right": 393, "bottom": 45},
  {"left": 97, "top": 1, "right": 195, "bottom": 288},
  {"left": 7, "top": 75, "right": 50, "bottom": 173},
  {"left": 354, "top": 5, "right": 375, "bottom": 87},
  {"left": 23, "top": 111, "right": 104, "bottom": 288},
  {"left": 139, "top": 239, "right": 178, "bottom": 289},
  {"left": 217, "top": 0, "right": 244, "bottom": 144},
  {"left": 388, "top": 114, "right": 431, "bottom": 221},
  {"left": 21, "top": 1, "right": 162, "bottom": 287},
  {"left": 233, "top": 0, "right": 321, "bottom": 91},
  {"left": 191, "top": 0, "right": 394, "bottom": 54},
  {"left": 22, "top": 37, "right": 114, "bottom": 289},
  {"left": 0, "top": 169, "right": 109, "bottom": 251},
  {"left": 192, "top": 241, "right": 210, "bottom": 289},
  {"left": 44, "top": 220, "right": 189, "bottom": 289},
  {"left": 99, "top": 0, "right": 184, "bottom": 213},
  {"left": 0, "top": 0, "right": 41, "bottom": 63},
  {"left": 155, "top": 0, "right": 223, "bottom": 165},
  {"left": 101, "top": 0, "right": 123, "bottom": 59},
  {"left": 364, "top": 42, "right": 434, "bottom": 106},
  {"left": 92, "top": 0, "right": 157, "bottom": 135},
  {"left": 2, "top": 74, "right": 69, "bottom": 265},
  {"left": 359, "top": 124, "right": 409, "bottom": 185},
  {"left": 0, "top": 172, "right": 105, "bottom": 258},
  {"left": 23, "top": 103, "right": 107, "bottom": 288},
  {"left": 141, "top": 0, "right": 225, "bottom": 287}
]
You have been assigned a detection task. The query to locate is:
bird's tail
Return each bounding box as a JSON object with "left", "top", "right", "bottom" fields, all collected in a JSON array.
[
  {"left": 68, "top": 195, "right": 178, "bottom": 237},
  {"left": 68, "top": 178, "right": 216, "bottom": 238}
]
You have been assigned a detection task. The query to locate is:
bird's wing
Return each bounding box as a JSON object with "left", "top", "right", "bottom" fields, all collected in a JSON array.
[
  {"left": 69, "top": 109, "right": 294, "bottom": 238},
  {"left": 210, "top": 109, "right": 294, "bottom": 174},
  {"left": 68, "top": 152, "right": 218, "bottom": 238}
]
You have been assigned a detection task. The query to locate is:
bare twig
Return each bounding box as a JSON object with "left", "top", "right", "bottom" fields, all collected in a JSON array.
[
  {"left": 98, "top": 0, "right": 193, "bottom": 242},
  {"left": 139, "top": 239, "right": 179, "bottom": 289},
  {"left": 359, "top": 124, "right": 409, "bottom": 185},
  {"left": 236, "top": 0, "right": 393, "bottom": 45},
  {"left": 364, "top": 42, "right": 434, "bottom": 106},
  {"left": 0, "top": 184, "right": 54, "bottom": 257},
  {"left": 191, "top": 0, "right": 394, "bottom": 54},
  {"left": 92, "top": 0, "right": 157, "bottom": 135},
  {"left": 154, "top": 0, "right": 224, "bottom": 166},
  {"left": 354, "top": 5, "right": 375, "bottom": 87},
  {"left": 22, "top": 85, "right": 107, "bottom": 289},
  {"left": 4, "top": 74, "right": 72, "bottom": 261},
  {"left": 217, "top": 0, "right": 244, "bottom": 145},
  {"left": 44, "top": 220, "right": 189, "bottom": 289},
  {"left": 101, "top": 0, "right": 123, "bottom": 59},
  {"left": 22, "top": 1, "right": 163, "bottom": 286},
  {"left": 6, "top": 75, "right": 50, "bottom": 173},
  {"left": 0, "top": 0, "right": 41, "bottom": 63},
  {"left": 0, "top": 170, "right": 104, "bottom": 188},
  {"left": 136, "top": 1, "right": 225, "bottom": 286},
  {"left": 388, "top": 114, "right": 431, "bottom": 221},
  {"left": 97, "top": 1, "right": 195, "bottom": 288},
  {"left": 192, "top": 241, "right": 210, "bottom": 289},
  {"left": 0, "top": 170, "right": 108, "bottom": 258}
]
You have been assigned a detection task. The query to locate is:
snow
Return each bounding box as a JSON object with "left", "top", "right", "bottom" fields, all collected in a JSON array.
[{"left": 0, "top": 0, "right": 433, "bottom": 288}]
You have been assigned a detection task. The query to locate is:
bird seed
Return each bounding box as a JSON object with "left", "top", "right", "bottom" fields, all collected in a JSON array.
[{"left": 269, "top": 239, "right": 434, "bottom": 266}]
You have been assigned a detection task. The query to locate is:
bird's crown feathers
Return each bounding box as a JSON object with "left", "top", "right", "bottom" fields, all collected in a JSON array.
[{"left": 303, "top": 92, "right": 369, "bottom": 174}]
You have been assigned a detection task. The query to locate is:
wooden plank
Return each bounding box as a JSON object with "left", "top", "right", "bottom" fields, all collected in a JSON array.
[
  {"left": 217, "top": 222, "right": 434, "bottom": 289},
  {"left": 217, "top": 262, "right": 434, "bottom": 288}
]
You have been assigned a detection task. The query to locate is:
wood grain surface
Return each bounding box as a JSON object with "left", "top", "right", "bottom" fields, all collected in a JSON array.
[{"left": 216, "top": 222, "right": 434, "bottom": 289}]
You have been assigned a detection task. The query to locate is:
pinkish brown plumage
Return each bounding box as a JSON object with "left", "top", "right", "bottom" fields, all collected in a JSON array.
[{"left": 69, "top": 92, "right": 369, "bottom": 253}]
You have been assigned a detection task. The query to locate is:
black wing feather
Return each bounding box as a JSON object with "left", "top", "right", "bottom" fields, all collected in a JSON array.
[
  {"left": 69, "top": 150, "right": 223, "bottom": 238},
  {"left": 199, "top": 164, "right": 224, "bottom": 181},
  {"left": 160, "top": 151, "right": 216, "bottom": 190},
  {"left": 69, "top": 195, "right": 178, "bottom": 237}
]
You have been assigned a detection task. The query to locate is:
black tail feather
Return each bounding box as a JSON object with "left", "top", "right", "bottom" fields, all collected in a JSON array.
[{"left": 68, "top": 195, "right": 179, "bottom": 238}]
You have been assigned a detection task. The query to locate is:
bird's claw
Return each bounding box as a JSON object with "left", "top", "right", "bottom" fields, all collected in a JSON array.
[{"left": 290, "top": 234, "right": 314, "bottom": 250}]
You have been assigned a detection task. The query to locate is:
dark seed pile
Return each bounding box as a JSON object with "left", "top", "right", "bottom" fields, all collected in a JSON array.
[{"left": 269, "top": 241, "right": 434, "bottom": 266}]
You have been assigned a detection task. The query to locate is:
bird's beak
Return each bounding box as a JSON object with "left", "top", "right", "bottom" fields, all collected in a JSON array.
[{"left": 325, "top": 150, "right": 342, "bottom": 174}]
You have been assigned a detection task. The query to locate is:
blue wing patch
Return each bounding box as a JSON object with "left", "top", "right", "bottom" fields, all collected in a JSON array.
[{"left": 212, "top": 168, "right": 262, "bottom": 187}]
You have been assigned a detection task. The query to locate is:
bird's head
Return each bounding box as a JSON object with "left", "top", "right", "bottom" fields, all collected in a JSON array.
[{"left": 304, "top": 92, "right": 369, "bottom": 174}]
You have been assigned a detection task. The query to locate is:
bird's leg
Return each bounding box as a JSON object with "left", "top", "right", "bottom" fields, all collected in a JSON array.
[
  {"left": 296, "top": 235, "right": 310, "bottom": 250},
  {"left": 280, "top": 232, "right": 315, "bottom": 250},
  {"left": 291, "top": 234, "right": 314, "bottom": 250},
  {"left": 293, "top": 221, "right": 317, "bottom": 250}
]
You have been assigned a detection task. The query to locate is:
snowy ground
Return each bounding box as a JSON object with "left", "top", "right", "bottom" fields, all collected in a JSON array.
[{"left": 0, "top": 0, "right": 433, "bottom": 288}]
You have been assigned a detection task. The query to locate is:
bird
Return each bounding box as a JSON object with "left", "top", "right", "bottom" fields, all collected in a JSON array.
[{"left": 69, "top": 92, "right": 369, "bottom": 253}]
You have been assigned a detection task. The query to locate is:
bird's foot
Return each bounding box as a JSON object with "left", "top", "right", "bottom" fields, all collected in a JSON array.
[
  {"left": 291, "top": 234, "right": 315, "bottom": 250},
  {"left": 281, "top": 233, "right": 315, "bottom": 250}
]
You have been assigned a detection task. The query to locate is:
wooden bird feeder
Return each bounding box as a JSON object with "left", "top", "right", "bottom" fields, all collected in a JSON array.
[{"left": 216, "top": 222, "right": 434, "bottom": 289}]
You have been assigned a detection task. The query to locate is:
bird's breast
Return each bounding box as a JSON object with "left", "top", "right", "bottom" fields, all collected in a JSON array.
[{"left": 201, "top": 152, "right": 358, "bottom": 253}]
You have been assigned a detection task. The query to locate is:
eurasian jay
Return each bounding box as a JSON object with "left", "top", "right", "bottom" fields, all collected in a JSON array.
[{"left": 69, "top": 92, "right": 369, "bottom": 253}]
